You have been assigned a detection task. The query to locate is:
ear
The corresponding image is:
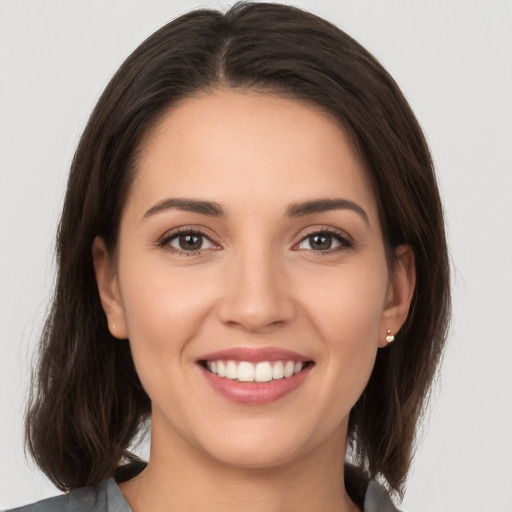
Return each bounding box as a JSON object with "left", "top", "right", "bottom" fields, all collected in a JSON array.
[
  {"left": 379, "top": 244, "right": 416, "bottom": 348},
  {"left": 92, "top": 236, "right": 128, "bottom": 339}
]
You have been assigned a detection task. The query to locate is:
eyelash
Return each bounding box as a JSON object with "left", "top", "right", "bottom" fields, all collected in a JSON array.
[
  {"left": 157, "top": 226, "right": 218, "bottom": 257},
  {"left": 157, "top": 226, "right": 353, "bottom": 257},
  {"left": 296, "top": 226, "right": 353, "bottom": 255}
]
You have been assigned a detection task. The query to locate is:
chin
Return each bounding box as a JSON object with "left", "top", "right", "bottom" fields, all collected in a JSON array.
[
  {"left": 205, "top": 438, "right": 303, "bottom": 470},
  {"left": 193, "top": 415, "right": 343, "bottom": 472}
]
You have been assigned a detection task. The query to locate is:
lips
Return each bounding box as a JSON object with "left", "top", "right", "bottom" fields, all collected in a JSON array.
[
  {"left": 199, "top": 346, "right": 311, "bottom": 363},
  {"left": 197, "top": 347, "right": 314, "bottom": 404}
]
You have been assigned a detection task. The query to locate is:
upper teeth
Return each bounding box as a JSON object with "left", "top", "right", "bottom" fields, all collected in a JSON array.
[{"left": 206, "top": 360, "right": 304, "bottom": 382}]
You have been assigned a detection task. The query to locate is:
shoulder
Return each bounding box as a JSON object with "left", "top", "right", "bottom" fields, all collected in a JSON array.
[
  {"left": 4, "top": 487, "right": 102, "bottom": 512},
  {"left": 3, "top": 479, "right": 128, "bottom": 512}
]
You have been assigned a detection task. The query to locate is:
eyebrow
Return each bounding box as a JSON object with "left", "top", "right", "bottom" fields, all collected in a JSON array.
[
  {"left": 286, "top": 198, "right": 370, "bottom": 225},
  {"left": 143, "top": 198, "right": 226, "bottom": 219},
  {"left": 142, "top": 197, "right": 369, "bottom": 225}
]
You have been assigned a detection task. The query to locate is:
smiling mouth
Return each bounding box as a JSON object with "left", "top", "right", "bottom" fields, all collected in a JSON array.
[{"left": 200, "top": 359, "right": 314, "bottom": 383}]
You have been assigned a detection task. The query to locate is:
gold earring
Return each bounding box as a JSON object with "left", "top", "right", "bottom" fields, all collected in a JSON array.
[{"left": 385, "top": 329, "right": 395, "bottom": 343}]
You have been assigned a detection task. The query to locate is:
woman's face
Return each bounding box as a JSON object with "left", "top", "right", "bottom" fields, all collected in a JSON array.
[{"left": 95, "top": 89, "right": 413, "bottom": 470}]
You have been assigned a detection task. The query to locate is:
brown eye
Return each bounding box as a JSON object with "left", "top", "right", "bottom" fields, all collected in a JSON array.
[
  {"left": 296, "top": 230, "right": 351, "bottom": 253},
  {"left": 308, "top": 234, "right": 333, "bottom": 250},
  {"left": 166, "top": 231, "right": 215, "bottom": 252},
  {"left": 179, "top": 234, "right": 203, "bottom": 250}
]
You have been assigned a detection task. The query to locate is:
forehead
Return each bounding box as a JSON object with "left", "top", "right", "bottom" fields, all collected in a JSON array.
[{"left": 128, "top": 89, "right": 378, "bottom": 221}]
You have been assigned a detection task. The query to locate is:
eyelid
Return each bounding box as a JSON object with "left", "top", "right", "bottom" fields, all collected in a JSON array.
[
  {"left": 156, "top": 226, "right": 221, "bottom": 254},
  {"left": 293, "top": 225, "right": 353, "bottom": 253},
  {"left": 155, "top": 224, "right": 353, "bottom": 256}
]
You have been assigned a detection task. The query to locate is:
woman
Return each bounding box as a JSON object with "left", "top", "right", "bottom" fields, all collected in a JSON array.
[{"left": 9, "top": 2, "right": 450, "bottom": 511}]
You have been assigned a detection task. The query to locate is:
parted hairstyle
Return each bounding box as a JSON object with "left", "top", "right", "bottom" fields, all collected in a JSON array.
[{"left": 26, "top": 1, "right": 450, "bottom": 499}]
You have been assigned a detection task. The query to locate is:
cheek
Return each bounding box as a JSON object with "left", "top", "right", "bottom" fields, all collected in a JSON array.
[
  {"left": 304, "top": 262, "right": 388, "bottom": 342},
  {"left": 116, "top": 252, "right": 218, "bottom": 384},
  {"left": 300, "top": 263, "right": 388, "bottom": 399}
]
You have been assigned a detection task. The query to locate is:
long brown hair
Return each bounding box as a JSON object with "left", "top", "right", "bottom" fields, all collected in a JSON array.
[{"left": 26, "top": 1, "right": 450, "bottom": 497}]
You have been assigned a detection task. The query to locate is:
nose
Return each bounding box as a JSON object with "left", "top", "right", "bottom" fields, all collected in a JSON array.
[{"left": 218, "top": 247, "right": 296, "bottom": 333}]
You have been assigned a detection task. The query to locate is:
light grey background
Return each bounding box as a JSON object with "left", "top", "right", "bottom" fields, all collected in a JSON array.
[{"left": 1, "top": 1, "right": 511, "bottom": 510}]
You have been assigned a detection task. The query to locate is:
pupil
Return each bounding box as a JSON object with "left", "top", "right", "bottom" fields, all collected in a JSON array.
[
  {"left": 311, "top": 234, "right": 331, "bottom": 250},
  {"left": 179, "top": 234, "right": 202, "bottom": 250}
]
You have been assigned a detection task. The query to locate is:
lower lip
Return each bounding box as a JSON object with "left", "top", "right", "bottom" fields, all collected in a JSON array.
[{"left": 199, "top": 364, "right": 313, "bottom": 405}]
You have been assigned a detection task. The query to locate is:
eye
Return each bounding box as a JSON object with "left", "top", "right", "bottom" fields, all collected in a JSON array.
[
  {"left": 296, "top": 229, "right": 352, "bottom": 253},
  {"left": 160, "top": 229, "right": 218, "bottom": 254}
]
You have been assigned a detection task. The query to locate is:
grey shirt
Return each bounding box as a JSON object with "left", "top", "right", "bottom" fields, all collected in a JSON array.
[{"left": 5, "top": 477, "right": 399, "bottom": 512}]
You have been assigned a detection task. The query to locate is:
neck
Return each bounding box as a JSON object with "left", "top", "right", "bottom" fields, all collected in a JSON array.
[{"left": 120, "top": 421, "right": 359, "bottom": 512}]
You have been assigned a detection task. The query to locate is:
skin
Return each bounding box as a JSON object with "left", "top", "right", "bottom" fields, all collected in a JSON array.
[{"left": 93, "top": 89, "right": 415, "bottom": 512}]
